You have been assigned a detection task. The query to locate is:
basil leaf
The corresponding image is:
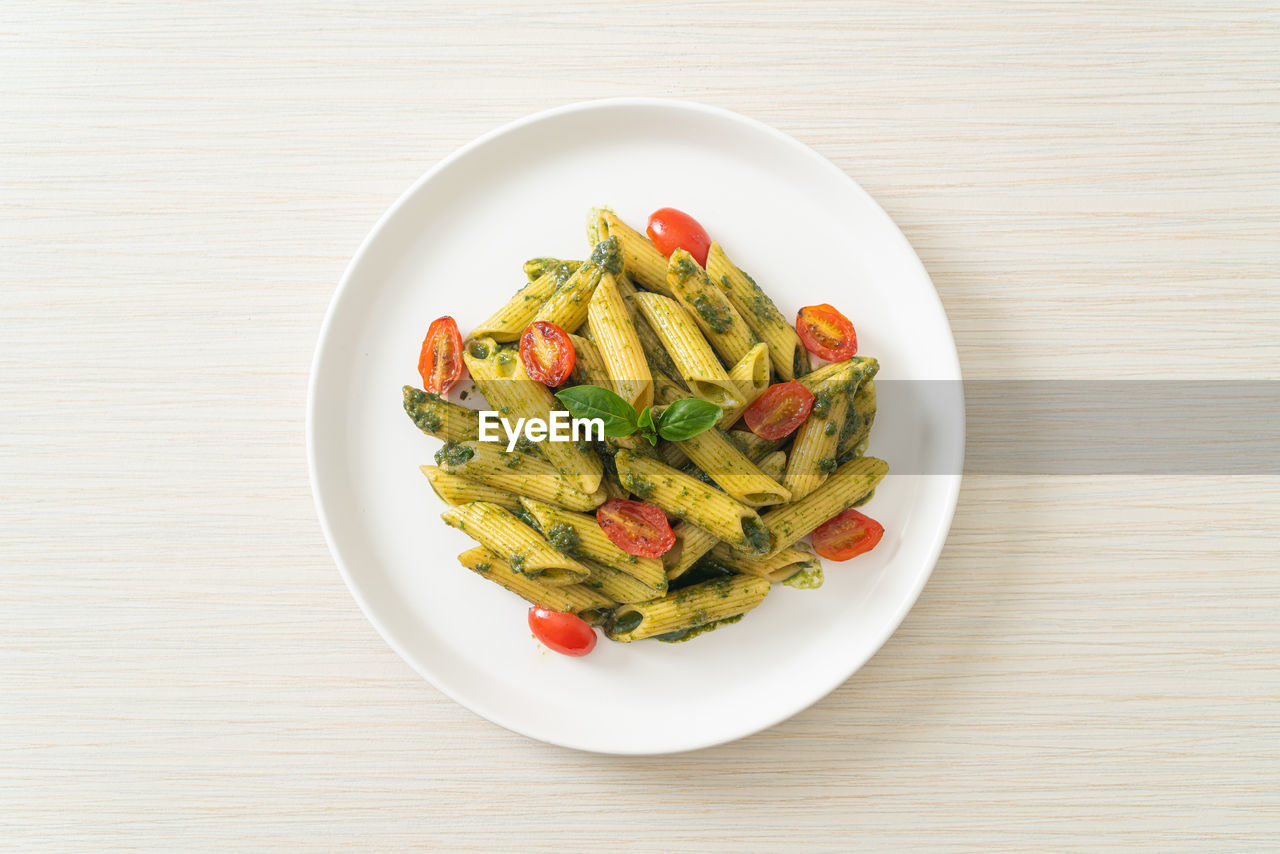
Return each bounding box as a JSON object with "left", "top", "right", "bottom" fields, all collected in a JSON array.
[
  {"left": 656, "top": 398, "right": 721, "bottom": 442},
  {"left": 636, "top": 406, "right": 659, "bottom": 445},
  {"left": 555, "top": 384, "right": 638, "bottom": 438}
]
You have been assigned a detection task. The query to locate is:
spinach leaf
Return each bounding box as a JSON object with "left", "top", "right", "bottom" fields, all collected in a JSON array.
[
  {"left": 656, "top": 398, "right": 721, "bottom": 442},
  {"left": 555, "top": 384, "right": 638, "bottom": 438}
]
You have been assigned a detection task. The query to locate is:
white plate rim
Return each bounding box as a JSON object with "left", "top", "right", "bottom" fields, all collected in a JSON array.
[{"left": 306, "top": 97, "right": 964, "bottom": 754}]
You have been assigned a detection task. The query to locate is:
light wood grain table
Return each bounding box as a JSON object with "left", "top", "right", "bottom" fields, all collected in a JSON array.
[{"left": 4, "top": 2, "right": 1278, "bottom": 850}]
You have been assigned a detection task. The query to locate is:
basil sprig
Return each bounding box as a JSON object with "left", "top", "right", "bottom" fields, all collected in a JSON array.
[{"left": 555, "top": 385, "right": 720, "bottom": 445}]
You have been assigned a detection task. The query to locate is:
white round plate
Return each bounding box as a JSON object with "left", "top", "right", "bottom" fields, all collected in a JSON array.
[{"left": 308, "top": 99, "right": 963, "bottom": 754}]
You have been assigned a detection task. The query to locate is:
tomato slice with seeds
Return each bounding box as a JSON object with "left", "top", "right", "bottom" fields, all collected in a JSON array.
[
  {"left": 528, "top": 606, "right": 596, "bottom": 657},
  {"left": 596, "top": 498, "right": 676, "bottom": 557},
  {"left": 743, "top": 381, "right": 815, "bottom": 440},
  {"left": 418, "top": 316, "right": 465, "bottom": 394},
  {"left": 646, "top": 207, "right": 711, "bottom": 267},
  {"left": 811, "top": 508, "right": 884, "bottom": 561},
  {"left": 796, "top": 303, "right": 857, "bottom": 361},
  {"left": 519, "top": 320, "right": 576, "bottom": 386}
]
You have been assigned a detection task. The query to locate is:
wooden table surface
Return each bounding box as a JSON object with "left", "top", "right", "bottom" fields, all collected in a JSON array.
[{"left": 4, "top": 2, "right": 1278, "bottom": 850}]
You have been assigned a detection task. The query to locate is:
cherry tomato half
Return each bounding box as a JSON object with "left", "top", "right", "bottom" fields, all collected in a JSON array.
[
  {"left": 796, "top": 303, "right": 857, "bottom": 361},
  {"left": 528, "top": 606, "right": 596, "bottom": 657},
  {"left": 519, "top": 320, "right": 576, "bottom": 386},
  {"left": 418, "top": 316, "right": 465, "bottom": 394},
  {"left": 811, "top": 508, "right": 884, "bottom": 561},
  {"left": 596, "top": 498, "right": 676, "bottom": 557},
  {"left": 646, "top": 207, "right": 711, "bottom": 267},
  {"left": 743, "top": 381, "right": 815, "bottom": 440}
]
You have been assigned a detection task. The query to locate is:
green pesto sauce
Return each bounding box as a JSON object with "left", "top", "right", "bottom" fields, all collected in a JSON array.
[
  {"left": 823, "top": 421, "right": 837, "bottom": 437},
  {"left": 610, "top": 609, "right": 643, "bottom": 635},
  {"left": 435, "top": 441, "right": 474, "bottom": 468},
  {"left": 818, "top": 457, "right": 838, "bottom": 474},
  {"left": 689, "top": 294, "right": 732, "bottom": 334},
  {"left": 741, "top": 516, "right": 772, "bottom": 553},
  {"left": 621, "top": 471, "right": 655, "bottom": 498},
  {"left": 783, "top": 564, "right": 823, "bottom": 589},
  {"left": 673, "top": 256, "right": 698, "bottom": 281},
  {"left": 466, "top": 340, "right": 490, "bottom": 359},
  {"left": 500, "top": 451, "right": 523, "bottom": 468},
  {"left": 590, "top": 236, "right": 622, "bottom": 274},
  {"left": 495, "top": 349, "right": 516, "bottom": 367},
  {"left": 546, "top": 522, "right": 582, "bottom": 556},
  {"left": 512, "top": 506, "right": 539, "bottom": 530},
  {"left": 811, "top": 389, "right": 835, "bottom": 419},
  {"left": 508, "top": 552, "right": 527, "bottom": 574},
  {"left": 473, "top": 562, "right": 492, "bottom": 574},
  {"left": 853, "top": 486, "right": 875, "bottom": 507},
  {"left": 656, "top": 613, "right": 743, "bottom": 643}
]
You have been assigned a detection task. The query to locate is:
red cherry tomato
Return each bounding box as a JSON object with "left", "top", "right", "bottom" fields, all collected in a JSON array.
[
  {"left": 528, "top": 606, "right": 596, "bottom": 656},
  {"left": 811, "top": 508, "right": 884, "bottom": 561},
  {"left": 596, "top": 498, "right": 676, "bottom": 557},
  {"left": 519, "top": 320, "right": 576, "bottom": 386},
  {"left": 418, "top": 316, "right": 465, "bottom": 394},
  {"left": 646, "top": 207, "right": 711, "bottom": 267},
  {"left": 796, "top": 303, "right": 857, "bottom": 361},
  {"left": 743, "top": 381, "right": 815, "bottom": 440}
]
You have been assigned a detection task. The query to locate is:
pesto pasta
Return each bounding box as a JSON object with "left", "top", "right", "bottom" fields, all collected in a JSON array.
[{"left": 400, "top": 206, "right": 890, "bottom": 655}]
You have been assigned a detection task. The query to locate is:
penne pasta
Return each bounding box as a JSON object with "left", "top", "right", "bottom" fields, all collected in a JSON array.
[
  {"left": 705, "top": 241, "right": 810, "bottom": 379},
  {"left": 434, "top": 440, "right": 605, "bottom": 512},
  {"left": 568, "top": 333, "right": 613, "bottom": 390},
  {"left": 613, "top": 450, "right": 771, "bottom": 554},
  {"left": 587, "top": 272, "right": 654, "bottom": 411},
  {"left": 759, "top": 456, "right": 889, "bottom": 557},
  {"left": 589, "top": 208, "right": 674, "bottom": 297},
  {"left": 518, "top": 497, "right": 667, "bottom": 594},
  {"left": 403, "top": 386, "right": 482, "bottom": 444},
  {"left": 421, "top": 465, "right": 522, "bottom": 510},
  {"left": 666, "top": 249, "right": 760, "bottom": 367},
  {"left": 442, "top": 501, "right": 591, "bottom": 585},
  {"left": 458, "top": 546, "right": 614, "bottom": 615},
  {"left": 632, "top": 292, "right": 743, "bottom": 409},
  {"left": 606, "top": 575, "right": 771, "bottom": 642},
  {"left": 716, "top": 342, "right": 771, "bottom": 429},
  {"left": 472, "top": 260, "right": 579, "bottom": 341},
  {"left": 711, "top": 541, "right": 822, "bottom": 585},
  {"left": 784, "top": 362, "right": 857, "bottom": 499},
  {"left": 670, "top": 423, "right": 791, "bottom": 508},
  {"left": 464, "top": 336, "right": 603, "bottom": 494}
]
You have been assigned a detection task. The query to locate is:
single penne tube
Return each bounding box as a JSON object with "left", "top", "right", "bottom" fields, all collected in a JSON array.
[
  {"left": 664, "top": 522, "right": 721, "bottom": 579},
  {"left": 837, "top": 377, "right": 877, "bottom": 456},
  {"left": 523, "top": 257, "right": 580, "bottom": 282},
  {"left": 759, "top": 456, "right": 889, "bottom": 557},
  {"left": 613, "top": 450, "right": 771, "bottom": 554},
  {"left": 672, "top": 424, "right": 791, "bottom": 508},
  {"left": 580, "top": 559, "right": 662, "bottom": 604},
  {"left": 666, "top": 249, "right": 760, "bottom": 367},
  {"left": 464, "top": 337, "right": 603, "bottom": 494},
  {"left": 756, "top": 450, "right": 787, "bottom": 484},
  {"left": 458, "top": 546, "right": 614, "bottom": 614},
  {"left": 567, "top": 333, "right": 613, "bottom": 390},
  {"left": 434, "top": 441, "right": 605, "bottom": 512},
  {"left": 531, "top": 257, "right": 604, "bottom": 334},
  {"left": 403, "top": 386, "right": 482, "bottom": 443},
  {"left": 472, "top": 260, "right": 580, "bottom": 341},
  {"left": 705, "top": 241, "right": 810, "bottom": 380},
  {"left": 606, "top": 575, "right": 771, "bottom": 642},
  {"left": 518, "top": 497, "right": 667, "bottom": 593},
  {"left": 587, "top": 272, "right": 654, "bottom": 411},
  {"left": 784, "top": 363, "right": 856, "bottom": 499},
  {"left": 716, "top": 342, "right": 771, "bottom": 429},
  {"left": 797, "top": 355, "right": 879, "bottom": 393},
  {"left": 442, "top": 502, "right": 591, "bottom": 585},
  {"left": 421, "top": 465, "right": 522, "bottom": 510},
  {"left": 632, "top": 292, "right": 743, "bottom": 409},
  {"left": 590, "top": 208, "right": 673, "bottom": 297},
  {"left": 614, "top": 274, "right": 685, "bottom": 383},
  {"left": 710, "top": 541, "right": 822, "bottom": 584},
  {"left": 726, "top": 429, "right": 785, "bottom": 462}
]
